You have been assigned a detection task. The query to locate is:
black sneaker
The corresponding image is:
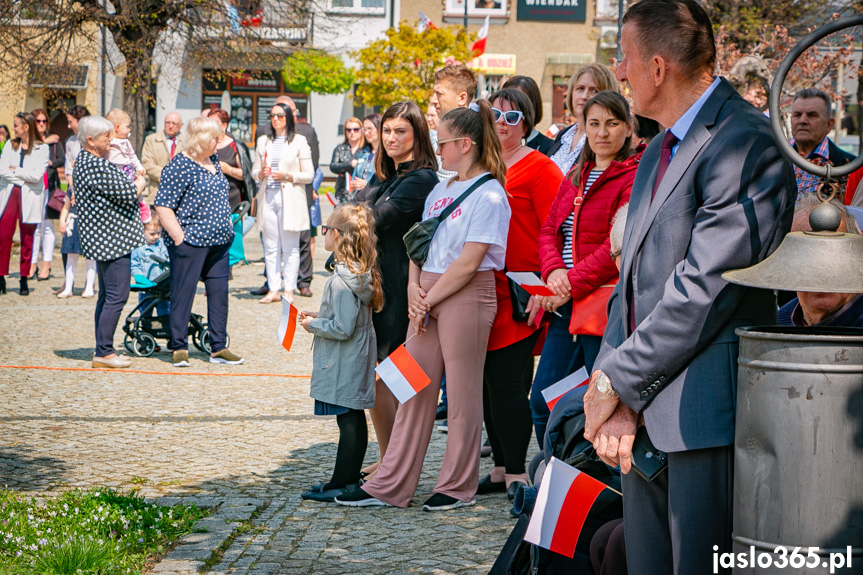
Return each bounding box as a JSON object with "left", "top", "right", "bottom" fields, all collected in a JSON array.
[
  {"left": 333, "top": 487, "right": 390, "bottom": 507},
  {"left": 422, "top": 493, "right": 475, "bottom": 512},
  {"left": 435, "top": 402, "right": 448, "bottom": 421}
]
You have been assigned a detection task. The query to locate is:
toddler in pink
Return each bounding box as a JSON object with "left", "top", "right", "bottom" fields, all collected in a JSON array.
[{"left": 106, "top": 108, "right": 150, "bottom": 223}]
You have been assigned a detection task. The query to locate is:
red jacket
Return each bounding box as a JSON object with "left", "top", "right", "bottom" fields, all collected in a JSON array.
[{"left": 538, "top": 148, "right": 643, "bottom": 301}]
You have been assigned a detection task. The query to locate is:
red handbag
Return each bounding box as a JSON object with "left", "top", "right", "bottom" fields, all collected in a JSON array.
[
  {"left": 569, "top": 281, "right": 617, "bottom": 336},
  {"left": 565, "top": 173, "right": 618, "bottom": 336}
]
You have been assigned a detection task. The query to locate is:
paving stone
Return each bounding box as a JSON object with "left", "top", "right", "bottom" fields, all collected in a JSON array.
[{"left": 0, "top": 228, "right": 531, "bottom": 574}]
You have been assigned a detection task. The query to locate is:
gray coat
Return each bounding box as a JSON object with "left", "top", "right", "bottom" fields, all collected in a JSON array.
[
  {"left": 594, "top": 78, "right": 796, "bottom": 453},
  {"left": 308, "top": 263, "right": 377, "bottom": 410}
]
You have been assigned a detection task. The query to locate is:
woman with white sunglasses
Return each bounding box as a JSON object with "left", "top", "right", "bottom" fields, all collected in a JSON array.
[{"left": 477, "top": 88, "right": 563, "bottom": 505}]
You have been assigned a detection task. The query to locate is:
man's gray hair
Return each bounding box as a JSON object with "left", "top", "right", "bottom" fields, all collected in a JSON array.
[
  {"left": 610, "top": 203, "right": 630, "bottom": 253},
  {"left": 77, "top": 115, "right": 115, "bottom": 144},
  {"left": 795, "top": 193, "right": 862, "bottom": 235},
  {"left": 793, "top": 88, "right": 832, "bottom": 118}
]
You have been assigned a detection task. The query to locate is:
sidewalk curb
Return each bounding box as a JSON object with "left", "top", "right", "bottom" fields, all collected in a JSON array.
[{"left": 148, "top": 496, "right": 264, "bottom": 574}]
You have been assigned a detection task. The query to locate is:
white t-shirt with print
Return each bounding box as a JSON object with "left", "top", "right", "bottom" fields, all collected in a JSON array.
[{"left": 422, "top": 172, "right": 511, "bottom": 274}]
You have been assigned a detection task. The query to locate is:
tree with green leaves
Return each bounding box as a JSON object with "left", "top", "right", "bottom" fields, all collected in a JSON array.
[
  {"left": 282, "top": 49, "right": 354, "bottom": 95},
  {"left": 352, "top": 21, "right": 475, "bottom": 109}
]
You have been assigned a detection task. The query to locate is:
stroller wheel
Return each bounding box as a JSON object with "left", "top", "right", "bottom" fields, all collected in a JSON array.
[
  {"left": 124, "top": 334, "right": 136, "bottom": 355},
  {"left": 131, "top": 333, "right": 157, "bottom": 357},
  {"left": 198, "top": 329, "right": 229, "bottom": 355}
]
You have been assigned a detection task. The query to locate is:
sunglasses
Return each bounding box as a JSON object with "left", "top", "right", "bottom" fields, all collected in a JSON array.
[
  {"left": 321, "top": 225, "right": 342, "bottom": 236},
  {"left": 270, "top": 113, "right": 286, "bottom": 119},
  {"left": 435, "top": 137, "right": 475, "bottom": 152},
  {"left": 35, "top": 119, "right": 48, "bottom": 124},
  {"left": 491, "top": 108, "right": 524, "bottom": 126},
  {"left": 610, "top": 248, "right": 622, "bottom": 260},
  {"left": 345, "top": 127, "right": 361, "bottom": 133}
]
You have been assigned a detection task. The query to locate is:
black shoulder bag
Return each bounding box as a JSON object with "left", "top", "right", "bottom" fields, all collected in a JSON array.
[{"left": 403, "top": 174, "right": 493, "bottom": 267}]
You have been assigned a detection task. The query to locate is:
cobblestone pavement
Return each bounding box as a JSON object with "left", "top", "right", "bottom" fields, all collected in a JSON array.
[{"left": 0, "top": 219, "right": 535, "bottom": 574}]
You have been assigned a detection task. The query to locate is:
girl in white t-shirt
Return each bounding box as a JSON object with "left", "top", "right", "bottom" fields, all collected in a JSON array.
[{"left": 336, "top": 100, "right": 511, "bottom": 511}]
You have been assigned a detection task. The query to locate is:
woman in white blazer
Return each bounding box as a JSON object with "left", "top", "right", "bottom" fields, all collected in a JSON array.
[
  {"left": 0, "top": 112, "right": 49, "bottom": 295},
  {"left": 251, "top": 103, "right": 314, "bottom": 303}
]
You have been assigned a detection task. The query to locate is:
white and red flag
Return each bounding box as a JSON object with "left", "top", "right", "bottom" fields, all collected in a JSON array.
[
  {"left": 506, "top": 271, "right": 555, "bottom": 297},
  {"left": 375, "top": 345, "right": 431, "bottom": 404},
  {"left": 325, "top": 191, "right": 338, "bottom": 206},
  {"left": 471, "top": 16, "right": 490, "bottom": 57},
  {"left": 525, "top": 457, "right": 610, "bottom": 558},
  {"left": 278, "top": 297, "right": 299, "bottom": 352},
  {"left": 417, "top": 11, "right": 437, "bottom": 32},
  {"left": 541, "top": 366, "right": 589, "bottom": 411}
]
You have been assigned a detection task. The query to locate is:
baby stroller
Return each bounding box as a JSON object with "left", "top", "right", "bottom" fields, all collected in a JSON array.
[{"left": 122, "top": 255, "right": 228, "bottom": 357}]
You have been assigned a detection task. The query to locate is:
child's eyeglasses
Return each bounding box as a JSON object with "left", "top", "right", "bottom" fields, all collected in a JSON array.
[
  {"left": 321, "top": 225, "right": 342, "bottom": 236},
  {"left": 491, "top": 108, "right": 524, "bottom": 126}
]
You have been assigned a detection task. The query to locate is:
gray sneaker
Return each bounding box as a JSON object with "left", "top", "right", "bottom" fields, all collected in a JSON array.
[
  {"left": 172, "top": 350, "right": 190, "bottom": 368},
  {"left": 210, "top": 349, "right": 244, "bottom": 365}
]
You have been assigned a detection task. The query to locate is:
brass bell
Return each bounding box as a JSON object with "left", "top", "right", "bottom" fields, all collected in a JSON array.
[{"left": 723, "top": 187, "right": 863, "bottom": 293}]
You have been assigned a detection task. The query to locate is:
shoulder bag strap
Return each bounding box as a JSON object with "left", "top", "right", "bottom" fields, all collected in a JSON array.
[{"left": 437, "top": 174, "right": 494, "bottom": 223}]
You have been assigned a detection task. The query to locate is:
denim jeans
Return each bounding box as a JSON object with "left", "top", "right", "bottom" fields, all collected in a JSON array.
[{"left": 529, "top": 301, "right": 602, "bottom": 448}]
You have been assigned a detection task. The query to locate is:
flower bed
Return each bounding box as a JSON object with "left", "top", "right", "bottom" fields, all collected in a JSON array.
[{"left": 0, "top": 488, "right": 206, "bottom": 574}]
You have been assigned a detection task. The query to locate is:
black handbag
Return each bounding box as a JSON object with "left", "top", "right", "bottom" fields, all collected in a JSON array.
[
  {"left": 403, "top": 174, "right": 493, "bottom": 267},
  {"left": 507, "top": 274, "right": 534, "bottom": 322}
]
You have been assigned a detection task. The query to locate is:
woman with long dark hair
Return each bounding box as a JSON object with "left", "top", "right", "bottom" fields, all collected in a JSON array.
[
  {"left": 0, "top": 112, "right": 48, "bottom": 295},
  {"left": 532, "top": 90, "right": 643, "bottom": 444},
  {"left": 251, "top": 103, "right": 314, "bottom": 303},
  {"left": 352, "top": 102, "right": 439, "bottom": 481}
]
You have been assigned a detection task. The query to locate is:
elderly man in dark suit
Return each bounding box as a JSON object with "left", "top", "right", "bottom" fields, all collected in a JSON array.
[
  {"left": 252, "top": 95, "right": 320, "bottom": 297},
  {"left": 581, "top": 1, "right": 796, "bottom": 573}
]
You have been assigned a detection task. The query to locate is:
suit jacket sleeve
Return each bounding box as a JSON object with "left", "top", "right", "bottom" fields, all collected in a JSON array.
[
  {"left": 595, "top": 126, "right": 794, "bottom": 413},
  {"left": 141, "top": 136, "right": 163, "bottom": 184}
]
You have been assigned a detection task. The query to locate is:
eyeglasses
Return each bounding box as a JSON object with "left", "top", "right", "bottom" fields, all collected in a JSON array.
[
  {"left": 610, "top": 248, "right": 622, "bottom": 260},
  {"left": 345, "top": 127, "right": 361, "bottom": 133},
  {"left": 270, "top": 113, "right": 286, "bottom": 119},
  {"left": 491, "top": 108, "right": 524, "bottom": 126},
  {"left": 35, "top": 119, "right": 48, "bottom": 124},
  {"left": 321, "top": 225, "right": 342, "bottom": 236},
  {"left": 435, "top": 137, "right": 475, "bottom": 152}
]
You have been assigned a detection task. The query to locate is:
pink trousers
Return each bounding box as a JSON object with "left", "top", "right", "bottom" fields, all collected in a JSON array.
[{"left": 362, "top": 270, "right": 497, "bottom": 507}]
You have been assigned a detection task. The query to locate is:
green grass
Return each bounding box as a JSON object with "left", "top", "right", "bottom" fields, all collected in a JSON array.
[{"left": 0, "top": 488, "right": 207, "bottom": 574}]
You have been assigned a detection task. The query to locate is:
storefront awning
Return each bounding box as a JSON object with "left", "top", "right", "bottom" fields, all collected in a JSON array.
[{"left": 28, "top": 64, "right": 90, "bottom": 90}]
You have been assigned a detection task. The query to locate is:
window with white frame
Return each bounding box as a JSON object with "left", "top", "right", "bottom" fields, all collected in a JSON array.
[
  {"left": 327, "top": 0, "right": 385, "bottom": 15},
  {"left": 444, "top": 0, "right": 507, "bottom": 18}
]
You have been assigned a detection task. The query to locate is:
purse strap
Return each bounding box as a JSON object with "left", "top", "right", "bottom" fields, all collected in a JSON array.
[{"left": 437, "top": 174, "right": 494, "bottom": 223}]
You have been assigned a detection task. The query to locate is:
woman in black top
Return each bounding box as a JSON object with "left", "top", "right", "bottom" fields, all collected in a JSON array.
[
  {"left": 354, "top": 101, "right": 438, "bottom": 479},
  {"left": 73, "top": 115, "right": 147, "bottom": 369},
  {"left": 330, "top": 117, "right": 366, "bottom": 202},
  {"left": 208, "top": 108, "right": 254, "bottom": 209}
]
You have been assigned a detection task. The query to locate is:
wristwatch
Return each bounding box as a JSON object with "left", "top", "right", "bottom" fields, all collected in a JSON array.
[{"left": 594, "top": 371, "right": 618, "bottom": 397}]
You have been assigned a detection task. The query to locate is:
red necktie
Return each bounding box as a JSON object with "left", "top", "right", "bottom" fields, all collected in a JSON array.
[
  {"left": 651, "top": 130, "right": 679, "bottom": 202},
  {"left": 170, "top": 138, "right": 176, "bottom": 159}
]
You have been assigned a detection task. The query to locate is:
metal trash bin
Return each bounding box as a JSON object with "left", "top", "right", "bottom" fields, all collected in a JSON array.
[{"left": 732, "top": 326, "right": 863, "bottom": 574}]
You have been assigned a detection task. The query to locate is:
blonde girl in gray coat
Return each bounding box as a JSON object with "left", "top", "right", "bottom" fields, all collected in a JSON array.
[{"left": 299, "top": 201, "right": 383, "bottom": 502}]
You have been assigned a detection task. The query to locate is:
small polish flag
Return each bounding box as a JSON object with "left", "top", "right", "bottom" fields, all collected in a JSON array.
[
  {"left": 417, "top": 11, "right": 436, "bottom": 32},
  {"left": 506, "top": 271, "right": 555, "bottom": 297},
  {"left": 375, "top": 345, "right": 431, "bottom": 404},
  {"left": 470, "top": 16, "right": 490, "bottom": 57},
  {"left": 278, "top": 297, "right": 299, "bottom": 352},
  {"left": 525, "top": 457, "right": 609, "bottom": 558},
  {"left": 326, "top": 192, "right": 338, "bottom": 206},
  {"left": 345, "top": 173, "right": 352, "bottom": 194},
  {"left": 546, "top": 124, "right": 561, "bottom": 138},
  {"left": 541, "top": 366, "right": 589, "bottom": 411}
]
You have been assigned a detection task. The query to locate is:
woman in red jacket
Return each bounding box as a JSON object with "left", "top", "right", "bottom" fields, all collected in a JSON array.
[
  {"left": 478, "top": 89, "right": 563, "bottom": 501},
  {"left": 531, "top": 90, "right": 643, "bottom": 446}
]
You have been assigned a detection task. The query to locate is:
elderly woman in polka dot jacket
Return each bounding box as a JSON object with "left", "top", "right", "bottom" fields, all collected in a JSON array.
[
  {"left": 154, "top": 117, "right": 245, "bottom": 369},
  {"left": 72, "top": 115, "right": 148, "bottom": 369}
]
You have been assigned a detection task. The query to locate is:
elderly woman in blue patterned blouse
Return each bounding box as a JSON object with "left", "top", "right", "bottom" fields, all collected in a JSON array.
[
  {"left": 73, "top": 115, "right": 147, "bottom": 369},
  {"left": 154, "top": 117, "right": 244, "bottom": 369}
]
